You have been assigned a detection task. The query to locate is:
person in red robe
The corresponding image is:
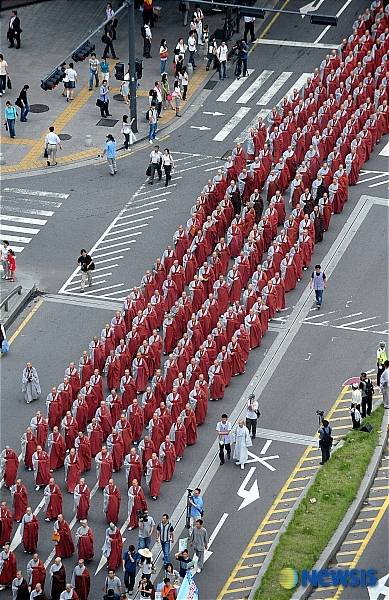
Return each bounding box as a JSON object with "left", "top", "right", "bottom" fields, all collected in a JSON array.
[
  {"left": 21, "top": 427, "right": 37, "bottom": 471},
  {"left": 95, "top": 400, "right": 113, "bottom": 441},
  {"left": 71, "top": 559, "right": 91, "bottom": 600},
  {"left": 54, "top": 514, "right": 75, "bottom": 558},
  {"left": 74, "top": 479, "right": 90, "bottom": 521},
  {"left": 27, "top": 553, "right": 46, "bottom": 590},
  {"left": 190, "top": 384, "right": 207, "bottom": 426},
  {"left": 127, "top": 399, "right": 144, "bottom": 443},
  {"left": 72, "top": 394, "right": 89, "bottom": 433},
  {"left": 180, "top": 404, "right": 197, "bottom": 445},
  {"left": 208, "top": 360, "right": 226, "bottom": 401},
  {"left": 120, "top": 369, "right": 137, "bottom": 410},
  {"left": 21, "top": 507, "right": 39, "bottom": 553},
  {"left": 11, "top": 479, "right": 28, "bottom": 522},
  {"left": 169, "top": 417, "right": 187, "bottom": 460},
  {"left": 132, "top": 352, "right": 150, "bottom": 394},
  {"left": 104, "top": 523, "right": 123, "bottom": 570},
  {"left": 157, "top": 402, "right": 173, "bottom": 438},
  {"left": 124, "top": 448, "right": 143, "bottom": 488},
  {"left": 271, "top": 273, "right": 286, "bottom": 311},
  {"left": 146, "top": 453, "right": 163, "bottom": 500},
  {"left": 0, "top": 544, "right": 16, "bottom": 588},
  {"left": 44, "top": 478, "right": 63, "bottom": 520},
  {"left": 61, "top": 412, "right": 79, "bottom": 451},
  {"left": 65, "top": 449, "right": 81, "bottom": 493},
  {"left": 86, "top": 418, "right": 103, "bottom": 456},
  {"left": 79, "top": 351, "right": 94, "bottom": 388},
  {"left": 32, "top": 447, "right": 50, "bottom": 491},
  {"left": 245, "top": 310, "right": 262, "bottom": 349},
  {"left": 47, "top": 427, "right": 66, "bottom": 473},
  {"left": 116, "top": 414, "right": 133, "bottom": 456},
  {"left": 90, "top": 369, "right": 104, "bottom": 406},
  {"left": 75, "top": 521, "right": 94, "bottom": 562},
  {"left": 46, "top": 387, "right": 63, "bottom": 430},
  {"left": 104, "top": 479, "right": 121, "bottom": 523},
  {"left": 141, "top": 387, "right": 157, "bottom": 426},
  {"left": 80, "top": 380, "right": 97, "bottom": 422},
  {"left": 217, "top": 346, "right": 232, "bottom": 387},
  {"left": 148, "top": 413, "right": 165, "bottom": 453},
  {"left": 75, "top": 433, "right": 92, "bottom": 473},
  {"left": 95, "top": 447, "right": 113, "bottom": 488},
  {"left": 127, "top": 479, "right": 148, "bottom": 530},
  {"left": 30, "top": 412, "right": 48, "bottom": 450},
  {"left": 159, "top": 436, "right": 176, "bottom": 481},
  {"left": 0, "top": 502, "right": 12, "bottom": 547},
  {"left": 235, "top": 325, "right": 251, "bottom": 363},
  {"left": 0, "top": 447, "right": 18, "bottom": 489},
  {"left": 65, "top": 362, "right": 81, "bottom": 396},
  {"left": 139, "top": 437, "right": 155, "bottom": 474},
  {"left": 227, "top": 337, "right": 245, "bottom": 376},
  {"left": 107, "top": 429, "right": 124, "bottom": 472},
  {"left": 149, "top": 329, "right": 163, "bottom": 370},
  {"left": 105, "top": 350, "right": 121, "bottom": 391},
  {"left": 163, "top": 355, "right": 179, "bottom": 394}
]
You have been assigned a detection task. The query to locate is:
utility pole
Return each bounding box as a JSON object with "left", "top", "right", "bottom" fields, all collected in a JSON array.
[{"left": 127, "top": 0, "right": 138, "bottom": 133}]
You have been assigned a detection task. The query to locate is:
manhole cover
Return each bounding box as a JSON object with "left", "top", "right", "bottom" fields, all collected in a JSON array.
[
  {"left": 29, "top": 104, "right": 50, "bottom": 113},
  {"left": 96, "top": 118, "right": 119, "bottom": 127},
  {"left": 204, "top": 80, "right": 218, "bottom": 90},
  {"left": 113, "top": 94, "right": 124, "bottom": 102},
  {"left": 58, "top": 133, "right": 72, "bottom": 141}
]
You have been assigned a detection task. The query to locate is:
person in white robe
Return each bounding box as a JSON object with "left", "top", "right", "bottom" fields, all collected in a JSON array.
[
  {"left": 231, "top": 420, "right": 252, "bottom": 469},
  {"left": 22, "top": 362, "right": 41, "bottom": 404}
]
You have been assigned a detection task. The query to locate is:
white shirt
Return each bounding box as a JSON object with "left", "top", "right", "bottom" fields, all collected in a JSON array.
[
  {"left": 66, "top": 68, "right": 77, "bottom": 82},
  {"left": 150, "top": 150, "right": 163, "bottom": 164},
  {"left": 244, "top": 16, "right": 255, "bottom": 22},
  {"left": 217, "top": 45, "right": 228, "bottom": 61},
  {"left": 188, "top": 37, "right": 196, "bottom": 52},
  {"left": 1, "top": 246, "right": 8, "bottom": 260},
  {"left": 45, "top": 132, "right": 61, "bottom": 145},
  {"left": 0, "top": 60, "right": 8, "bottom": 76}
]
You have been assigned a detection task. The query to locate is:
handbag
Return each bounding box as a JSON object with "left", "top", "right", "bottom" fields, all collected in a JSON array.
[
  {"left": 4, "top": 122, "right": 8, "bottom": 132},
  {"left": 1, "top": 340, "right": 9, "bottom": 354},
  {"left": 96, "top": 98, "right": 104, "bottom": 108},
  {"left": 7, "top": 77, "right": 12, "bottom": 90},
  {"left": 146, "top": 165, "right": 152, "bottom": 177},
  {"left": 52, "top": 531, "right": 60, "bottom": 542},
  {"left": 166, "top": 93, "right": 172, "bottom": 101},
  {"left": 43, "top": 147, "right": 48, "bottom": 159},
  {"left": 101, "top": 34, "right": 108, "bottom": 44}
]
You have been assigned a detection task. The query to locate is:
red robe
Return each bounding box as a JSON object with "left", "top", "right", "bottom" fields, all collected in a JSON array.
[
  {"left": 77, "top": 527, "right": 94, "bottom": 561},
  {"left": 0, "top": 550, "right": 16, "bottom": 585},
  {"left": 209, "top": 366, "right": 226, "bottom": 401},
  {"left": 49, "top": 432, "right": 66, "bottom": 472},
  {"left": 88, "top": 422, "right": 103, "bottom": 456},
  {"left": 80, "top": 357, "right": 94, "bottom": 388},
  {"left": 108, "top": 434, "right": 124, "bottom": 472},
  {"left": 12, "top": 483, "right": 28, "bottom": 521},
  {"left": 0, "top": 507, "right": 12, "bottom": 546},
  {"left": 77, "top": 435, "right": 92, "bottom": 472},
  {"left": 74, "top": 565, "right": 91, "bottom": 600},
  {"left": 97, "top": 452, "right": 113, "bottom": 488},
  {"left": 66, "top": 454, "right": 81, "bottom": 493},
  {"left": 55, "top": 519, "right": 75, "bottom": 558},
  {"left": 2, "top": 448, "right": 19, "bottom": 487},
  {"left": 128, "top": 485, "right": 147, "bottom": 529},
  {"left": 147, "top": 458, "right": 163, "bottom": 498},
  {"left": 183, "top": 409, "right": 197, "bottom": 445},
  {"left": 62, "top": 416, "right": 78, "bottom": 451},
  {"left": 121, "top": 375, "right": 137, "bottom": 410},
  {"left": 34, "top": 451, "right": 50, "bottom": 486},
  {"left": 45, "top": 483, "right": 63, "bottom": 520},
  {"left": 107, "top": 527, "right": 123, "bottom": 569},
  {"left": 22, "top": 514, "right": 39, "bottom": 553},
  {"left": 128, "top": 404, "right": 144, "bottom": 442},
  {"left": 172, "top": 422, "right": 187, "bottom": 458},
  {"left": 105, "top": 484, "right": 121, "bottom": 523},
  {"left": 160, "top": 441, "right": 176, "bottom": 481},
  {"left": 75, "top": 484, "right": 90, "bottom": 520}
]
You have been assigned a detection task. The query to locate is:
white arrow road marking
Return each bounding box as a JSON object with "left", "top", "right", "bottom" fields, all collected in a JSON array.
[
  {"left": 203, "top": 111, "right": 225, "bottom": 116},
  {"left": 379, "top": 142, "right": 389, "bottom": 157},
  {"left": 261, "top": 440, "right": 272, "bottom": 455},
  {"left": 368, "top": 572, "right": 389, "bottom": 600},
  {"left": 300, "top": 0, "right": 325, "bottom": 17},
  {"left": 245, "top": 447, "right": 280, "bottom": 472},
  {"left": 237, "top": 467, "right": 260, "bottom": 510},
  {"left": 190, "top": 126, "right": 212, "bottom": 131},
  {"left": 203, "top": 512, "right": 229, "bottom": 563},
  {"left": 95, "top": 517, "right": 130, "bottom": 575}
]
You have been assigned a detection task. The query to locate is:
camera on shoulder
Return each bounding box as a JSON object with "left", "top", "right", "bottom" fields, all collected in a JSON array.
[{"left": 137, "top": 510, "right": 148, "bottom": 522}]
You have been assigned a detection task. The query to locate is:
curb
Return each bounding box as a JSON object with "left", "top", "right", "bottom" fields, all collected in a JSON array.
[
  {"left": 1, "top": 272, "right": 38, "bottom": 329},
  {"left": 291, "top": 407, "right": 389, "bottom": 600},
  {"left": 247, "top": 438, "right": 344, "bottom": 600}
]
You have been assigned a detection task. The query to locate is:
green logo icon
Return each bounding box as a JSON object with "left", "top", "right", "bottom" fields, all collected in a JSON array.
[{"left": 279, "top": 568, "right": 298, "bottom": 589}]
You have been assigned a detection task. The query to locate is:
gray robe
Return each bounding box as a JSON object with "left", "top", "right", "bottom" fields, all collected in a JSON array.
[{"left": 231, "top": 424, "right": 252, "bottom": 464}]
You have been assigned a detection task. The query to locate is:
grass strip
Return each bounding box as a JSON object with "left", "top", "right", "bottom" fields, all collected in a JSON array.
[{"left": 255, "top": 404, "right": 385, "bottom": 600}]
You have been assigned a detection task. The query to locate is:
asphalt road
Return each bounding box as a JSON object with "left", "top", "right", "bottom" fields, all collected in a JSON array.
[{"left": 2, "top": 0, "right": 388, "bottom": 597}]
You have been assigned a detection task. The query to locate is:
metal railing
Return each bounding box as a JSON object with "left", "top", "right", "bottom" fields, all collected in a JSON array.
[{"left": 0, "top": 286, "right": 22, "bottom": 313}]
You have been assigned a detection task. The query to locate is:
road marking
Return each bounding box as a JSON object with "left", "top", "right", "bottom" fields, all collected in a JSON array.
[
  {"left": 96, "top": 238, "right": 138, "bottom": 251},
  {"left": 190, "top": 125, "right": 212, "bottom": 131},
  {"left": 216, "top": 71, "right": 255, "bottom": 102},
  {"left": 203, "top": 111, "right": 225, "bottom": 116},
  {"left": 314, "top": 0, "right": 354, "bottom": 43},
  {"left": 93, "top": 257, "right": 123, "bottom": 265},
  {"left": 304, "top": 310, "right": 339, "bottom": 320},
  {"left": 0, "top": 196, "right": 62, "bottom": 208},
  {"left": 256, "top": 72, "right": 293, "bottom": 105},
  {"left": 93, "top": 248, "right": 132, "bottom": 258},
  {"left": 333, "top": 312, "right": 363, "bottom": 321},
  {"left": 213, "top": 107, "right": 251, "bottom": 141},
  {"left": 237, "top": 71, "right": 273, "bottom": 104},
  {"left": 0, "top": 215, "right": 47, "bottom": 226},
  {"left": 338, "top": 316, "right": 379, "bottom": 328},
  {"left": 284, "top": 73, "right": 311, "bottom": 99},
  {"left": 261, "top": 440, "right": 272, "bottom": 455},
  {"left": 369, "top": 179, "right": 389, "bottom": 188},
  {"left": 378, "top": 141, "right": 389, "bottom": 156},
  {"left": 254, "top": 428, "right": 317, "bottom": 446},
  {"left": 235, "top": 110, "right": 269, "bottom": 143},
  {"left": 203, "top": 513, "right": 229, "bottom": 563},
  {"left": 357, "top": 173, "right": 388, "bottom": 184},
  {"left": 237, "top": 467, "right": 260, "bottom": 510},
  {"left": 0, "top": 233, "right": 32, "bottom": 244},
  {"left": 245, "top": 450, "right": 280, "bottom": 471},
  {"left": 117, "top": 198, "right": 168, "bottom": 214},
  {"left": 6, "top": 300, "right": 43, "bottom": 347},
  {"left": 300, "top": 0, "right": 325, "bottom": 16},
  {"left": 0, "top": 224, "right": 40, "bottom": 235},
  {"left": 107, "top": 220, "right": 152, "bottom": 234},
  {"left": 42, "top": 294, "right": 121, "bottom": 310},
  {"left": 3, "top": 188, "right": 69, "bottom": 199},
  {"left": 253, "top": 38, "right": 334, "bottom": 49},
  {"left": 83, "top": 283, "right": 125, "bottom": 295},
  {"left": 1, "top": 206, "right": 55, "bottom": 217}
]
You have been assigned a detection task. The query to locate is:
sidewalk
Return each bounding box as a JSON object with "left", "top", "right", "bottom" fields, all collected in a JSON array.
[{"left": 0, "top": 0, "right": 231, "bottom": 174}]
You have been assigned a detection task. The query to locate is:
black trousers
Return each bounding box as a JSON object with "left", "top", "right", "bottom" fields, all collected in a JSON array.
[
  {"left": 143, "top": 39, "right": 151, "bottom": 58},
  {"left": 164, "top": 165, "right": 172, "bottom": 184},
  {"left": 244, "top": 21, "right": 255, "bottom": 42},
  {"left": 103, "top": 39, "right": 117, "bottom": 59},
  {"left": 100, "top": 100, "right": 110, "bottom": 117},
  {"left": 219, "top": 442, "right": 231, "bottom": 463},
  {"left": 377, "top": 363, "right": 385, "bottom": 387},
  {"left": 361, "top": 395, "right": 372, "bottom": 418},
  {"left": 320, "top": 445, "right": 330, "bottom": 463},
  {"left": 8, "top": 29, "right": 21, "bottom": 48},
  {"left": 246, "top": 417, "right": 257, "bottom": 437},
  {"left": 124, "top": 570, "right": 136, "bottom": 591}
]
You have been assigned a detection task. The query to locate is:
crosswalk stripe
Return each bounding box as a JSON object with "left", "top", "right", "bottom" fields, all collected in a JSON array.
[
  {"left": 0, "top": 234, "right": 32, "bottom": 244},
  {"left": 234, "top": 109, "right": 270, "bottom": 143},
  {"left": 3, "top": 188, "right": 69, "bottom": 199},
  {"left": 117, "top": 199, "right": 167, "bottom": 216},
  {"left": 256, "top": 72, "right": 293, "bottom": 105},
  {"left": 0, "top": 196, "right": 62, "bottom": 208},
  {"left": 107, "top": 222, "right": 150, "bottom": 235},
  {"left": 0, "top": 214, "right": 47, "bottom": 226},
  {"left": 216, "top": 70, "right": 254, "bottom": 102},
  {"left": 213, "top": 107, "right": 251, "bottom": 142},
  {"left": 1, "top": 205, "right": 55, "bottom": 217},
  {"left": 9, "top": 246, "right": 24, "bottom": 253},
  {"left": 237, "top": 70, "right": 273, "bottom": 104},
  {"left": 283, "top": 73, "right": 310, "bottom": 101},
  {"left": 0, "top": 224, "right": 40, "bottom": 235}
]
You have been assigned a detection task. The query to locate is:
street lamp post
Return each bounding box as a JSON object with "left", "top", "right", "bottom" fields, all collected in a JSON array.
[{"left": 127, "top": 0, "right": 138, "bottom": 133}]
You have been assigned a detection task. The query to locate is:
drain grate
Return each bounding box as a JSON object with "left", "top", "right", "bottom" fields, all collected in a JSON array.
[
  {"left": 29, "top": 104, "right": 50, "bottom": 113},
  {"left": 96, "top": 118, "right": 119, "bottom": 127},
  {"left": 113, "top": 94, "right": 124, "bottom": 102},
  {"left": 204, "top": 80, "right": 218, "bottom": 90},
  {"left": 58, "top": 134, "right": 72, "bottom": 141}
]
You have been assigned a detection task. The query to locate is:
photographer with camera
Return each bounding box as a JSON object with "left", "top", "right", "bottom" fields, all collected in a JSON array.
[
  {"left": 232, "top": 38, "right": 249, "bottom": 79},
  {"left": 318, "top": 415, "right": 332, "bottom": 465},
  {"left": 246, "top": 393, "right": 260, "bottom": 440},
  {"left": 188, "top": 488, "right": 203, "bottom": 535},
  {"left": 137, "top": 509, "right": 155, "bottom": 550}
]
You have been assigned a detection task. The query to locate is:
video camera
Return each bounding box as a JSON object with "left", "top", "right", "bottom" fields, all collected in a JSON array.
[
  {"left": 137, "top": 510, "right": 148, "bottom": 522},
  {"left": 316, "top": 410, "right": 325, "bottom": 426}
]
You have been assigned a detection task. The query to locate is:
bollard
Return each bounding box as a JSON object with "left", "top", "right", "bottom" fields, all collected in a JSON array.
[
  {"left": 142, "top": 110, "right": 148, "bottom": 122},
  {"left": 0, "top": 153, "right": 5, "bottom": 165},
  {"left": 85, "top": 135, "right": 93, "bottom": 148}
]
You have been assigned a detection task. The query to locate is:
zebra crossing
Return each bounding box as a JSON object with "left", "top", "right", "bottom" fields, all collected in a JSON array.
[
  {"left": 212, "top": 69, "right": 311, "bottom": 142},
  {"left": 59, "top": 153, "right": 220, "bottom": 301},
  {"left": 0, "top": 187, "right": 67, "bottom": 254}
]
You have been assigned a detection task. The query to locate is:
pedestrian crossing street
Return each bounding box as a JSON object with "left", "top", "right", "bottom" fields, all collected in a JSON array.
[
  {"left": 0, "top": 187, "right": 67, "bottom": 256},
  {"left": 213, "top": 68, "right": 311, "bottom": 142},
  {"left": 59, "top": 153, "right": 221, "bottom": 301}
]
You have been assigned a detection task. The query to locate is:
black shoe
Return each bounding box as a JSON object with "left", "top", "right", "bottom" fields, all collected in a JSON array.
[
  {"left": 319, "top": 462, "right": 324, "bottom": 465},
  {"left": 164, "top": 182, "right": 168, "bottom": 187},
  {"left": 220, "top": 461, "right": 224, "bottom": 465},
  {"left": 227, "top": 454, "right": 231, "bottom": 460},
  {"left": 47, "top": 161, "right": 50, "bottom": 166},
  {"left": 106, "top": 113, "right": 112, "bottom": 116}
]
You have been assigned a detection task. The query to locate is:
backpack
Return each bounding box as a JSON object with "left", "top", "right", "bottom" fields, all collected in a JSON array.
[
  {"left": 364, "top": 378, "right": 374, "bottom": 396},
  {"left": 320, "top": 428, "right": 333, "bottom": 447},
  {"left": 141, "top": 25, "right": 146, "bottom": 39},
  {"left": 145, "top": 109, "right": 150, "bottom": 121}
]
